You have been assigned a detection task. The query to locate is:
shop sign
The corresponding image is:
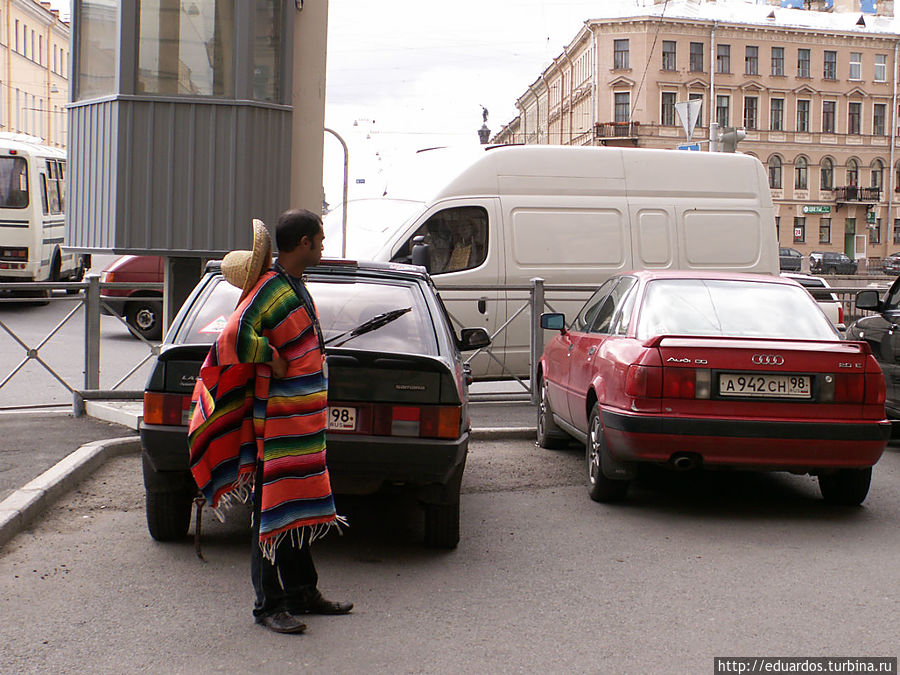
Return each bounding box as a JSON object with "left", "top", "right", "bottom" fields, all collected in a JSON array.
[
  {"left": 866, "top": 211, "right": 876, "bottom": 224},
  {"left": 802, "top": 205, "right": 831, "bottom": 214}
]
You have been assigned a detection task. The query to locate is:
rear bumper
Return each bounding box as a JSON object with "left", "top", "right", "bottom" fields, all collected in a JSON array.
[
  {"left": 325, "top": 432, "right": 468, "bottom": 495},
  {"left": 140, "top": 422, "right": 468, "bottom": 493},
  {"left": 601, "top": 409, "right": 890, "bottom": 469}
]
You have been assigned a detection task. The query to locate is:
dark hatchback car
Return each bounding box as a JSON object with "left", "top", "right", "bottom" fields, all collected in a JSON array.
[
  {"left": 140, "top": 259, "right": 490, "bottom": 548},
  {"left": 778, "top": 247, "right": 802, "bottom": 272},
  {"left": 847, "top": 277, "right": 900, "bottom": 419},
  {"left": 100, "top": 255, "right": 164, "bottom": 340},
  {"left": 811, "top": 251, "right": 857, "bottom": 275}
]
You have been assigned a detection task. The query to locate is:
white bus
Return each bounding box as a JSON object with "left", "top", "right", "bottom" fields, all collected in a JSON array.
[{"left": 0, "top": 133, "right": 89, "bottom": 290}]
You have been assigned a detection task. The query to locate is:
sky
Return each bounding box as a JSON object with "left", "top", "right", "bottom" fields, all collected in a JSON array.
[{"left": 46, "top": 0, "right": 880, "bottom": 206}]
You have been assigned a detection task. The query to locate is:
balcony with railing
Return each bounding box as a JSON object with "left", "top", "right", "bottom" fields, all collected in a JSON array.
[
  {"left": 833, "top": 186, "right": 880, "bottom": 209},
  {"left": 594, "top": 121, "right": 640, "bottom": 145}
]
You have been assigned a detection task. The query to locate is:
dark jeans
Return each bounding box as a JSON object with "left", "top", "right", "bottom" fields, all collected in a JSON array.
[{"left": 250, "top": 463, "right": 318, "bottom": 620}]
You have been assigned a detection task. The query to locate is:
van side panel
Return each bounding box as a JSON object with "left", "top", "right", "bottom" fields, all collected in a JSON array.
[
  {"left": 681, "top": 209, "right": 763, "bottom": 266},
  {"left": 634, "top": 209, "right": 674, "bottom": 267},
  {"left": 509, "top": 208, "right": 627, "bottom": 268}
]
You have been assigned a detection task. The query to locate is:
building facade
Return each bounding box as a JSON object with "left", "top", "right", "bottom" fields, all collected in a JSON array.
[
  {"left": 0, "top": 0, "right": 69, "bottom": 147},
  {"left": 492, "top": 0, "right": 900, "bottom": 268}
]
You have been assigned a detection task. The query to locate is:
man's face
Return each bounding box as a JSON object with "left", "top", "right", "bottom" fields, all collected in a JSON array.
[{"left": 302, "top": 227, "right": 325, "bottom": 267}]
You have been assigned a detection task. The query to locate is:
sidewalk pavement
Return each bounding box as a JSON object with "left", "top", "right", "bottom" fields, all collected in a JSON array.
[{"left": 0, "top": 399, "right": 536, "bottom": 550}]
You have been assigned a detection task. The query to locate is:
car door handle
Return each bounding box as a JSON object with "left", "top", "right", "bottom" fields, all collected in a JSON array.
[{"left": 477, "top": 298, "right": 487, "bottom": 314}]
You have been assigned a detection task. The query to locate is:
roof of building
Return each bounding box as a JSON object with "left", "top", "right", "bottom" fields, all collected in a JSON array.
[{"left": 590, "top": 0, "right": 897, "bottom": 34}]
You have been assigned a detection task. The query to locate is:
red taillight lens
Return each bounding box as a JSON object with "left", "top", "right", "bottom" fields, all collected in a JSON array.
[
  {"left": 663, "top": 369, "right": 696, "bottom": 398},
  {"left": 144, "top": 391, "right": 191, "bottom": 425},
  {"left": 832, "top": 374, "right": 865, "bottom": 403},
  {"left": 625, "top": 365, "right": 661, "bottom": 398},
  {"left": 372, "top": 405, "right": 461, "bottom": 439},
  {"left": 865, "top": 371, "right": 886, "bottom": 405}
]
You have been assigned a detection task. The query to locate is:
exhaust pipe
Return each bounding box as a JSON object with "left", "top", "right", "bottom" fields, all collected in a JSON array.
[{"left": 670, "top": 453, "right": 701, "bottom": 472}]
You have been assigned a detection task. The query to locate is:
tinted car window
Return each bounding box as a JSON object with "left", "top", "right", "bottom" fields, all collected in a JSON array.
[
  {"left": 573, "top": 278, "right": 618, "bottom": 331},
  {"left": 393, "top": 206, "right": 488, "bottom": 274},
  {"left": 176, "top": 275, "right": 439, "bottom": 355},
  {"left": 590, "top": 277, "right": 637, "bottom": 334},
  {"left": 636, "top": 279, "right": 837, "bottom": 340}
]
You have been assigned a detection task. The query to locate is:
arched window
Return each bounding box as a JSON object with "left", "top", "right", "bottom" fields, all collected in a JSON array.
[
  {"left": 768, "top": 155, "right": 782, "bottom": 190},
  {"left": 871, "top": 159, "right": 884, "bottom": 191},
  {"left": 795, "top": 156, "right": 808, "bottom": 190},
  {"left": 820, "top": 157, "right": 834, "bottom": 191},
  {"left": 847, "top": 159, "right": 859, "bottom": 187}
]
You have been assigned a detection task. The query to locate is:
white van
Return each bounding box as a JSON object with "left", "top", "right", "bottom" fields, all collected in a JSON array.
[
  {"left": 0, "top": 133, "right": 88, "bottom": 291},
  {"left": 326, "top": 145, "right": 778, "bottom": 379}
]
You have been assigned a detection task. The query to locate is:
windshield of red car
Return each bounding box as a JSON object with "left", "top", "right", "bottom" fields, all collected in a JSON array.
[{"left": 635, "top": 279, "right": 838, "bottom": 341}]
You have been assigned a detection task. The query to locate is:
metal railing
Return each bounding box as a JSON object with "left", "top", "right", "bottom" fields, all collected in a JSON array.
[
  {"left": 0, "top": 274, "right": 163, "bottom": 410},
  {"left": 0, "top": 275, "right": 891, "bottom": 411}
]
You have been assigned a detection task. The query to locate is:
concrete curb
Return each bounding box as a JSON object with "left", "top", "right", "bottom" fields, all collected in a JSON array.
[
  {"left": 471, "top": 427, "right": 534, "bottom": 440},
  {"left": 0, "top": 436, "right": 140, "bottom": 550}
]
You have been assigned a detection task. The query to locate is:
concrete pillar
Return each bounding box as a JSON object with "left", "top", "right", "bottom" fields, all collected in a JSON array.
[{"left": 290, "top": 1, "right": 328, "bottom": 215}]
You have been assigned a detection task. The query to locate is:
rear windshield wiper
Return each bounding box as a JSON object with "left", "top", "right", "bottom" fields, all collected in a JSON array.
[{"left": 325, "top": 307, "right": 412, "bottom": 348}]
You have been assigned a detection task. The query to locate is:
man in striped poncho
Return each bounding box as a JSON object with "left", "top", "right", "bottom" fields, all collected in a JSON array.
[{"left": 188, "top": 210, "right": 352, "bottom": 635}]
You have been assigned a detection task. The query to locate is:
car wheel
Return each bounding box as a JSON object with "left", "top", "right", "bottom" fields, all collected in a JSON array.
[
  {"left": 537, "top": 375, "right": 569, "bottom": 449},
  {"left": 142, "top": 455, "right": 194, "bottom": 541},
  {"left": 818, "top": 467, "right": 872, "bottom": 506},
  {"left": 586, "top": 403, "right": 630, "bottom": 503},
  {"left": 423, "top": 500, "right": 459, "bottom": 549},
  {"left": 146, "top": 490, "right": 194, "bottom": 541},
  {"left": 127, "top": 298, "right": 163, "bottom": 340}
]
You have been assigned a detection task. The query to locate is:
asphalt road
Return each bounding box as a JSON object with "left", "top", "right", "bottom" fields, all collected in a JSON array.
[{"left": 1, "top": 435, "right": 898, "bottom": 673}]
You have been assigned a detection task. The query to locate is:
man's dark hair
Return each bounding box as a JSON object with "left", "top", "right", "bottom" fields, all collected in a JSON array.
[{"left": 276, "top": 209, "right": 323, "bottom": 252}]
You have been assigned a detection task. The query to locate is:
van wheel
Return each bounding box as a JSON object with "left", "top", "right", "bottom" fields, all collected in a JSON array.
[
  {"left": 537, "top": 375, "right": 569, "bottom": 449},
  {"left": 818, "top": 467, "right": 871, "bottom": 506},
  {"left": 587, "top": 403, "right": 630, "bottom": 503},
  {"left": 127, "top": 298, "right": 163, "bottom": 340}
]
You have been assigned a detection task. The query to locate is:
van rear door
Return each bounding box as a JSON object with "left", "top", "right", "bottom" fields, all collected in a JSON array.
[{"left": 389, "top": 198, "right": 505, "bottom": 378}]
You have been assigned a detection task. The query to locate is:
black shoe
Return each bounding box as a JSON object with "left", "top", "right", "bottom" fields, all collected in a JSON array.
[
  {"left": 297, "top": 590, "right": 353, "bottom": 615},
  {"left": 259, "top": 611, "right": 307, "bottom": 634}
]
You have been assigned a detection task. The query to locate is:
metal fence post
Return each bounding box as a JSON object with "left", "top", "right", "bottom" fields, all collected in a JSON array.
[
  {"left": 529, "top": 277, "right": 545, "bottom": 405},
  {"left": 84, "top": 273, "right": 101, "bottom": 390}
]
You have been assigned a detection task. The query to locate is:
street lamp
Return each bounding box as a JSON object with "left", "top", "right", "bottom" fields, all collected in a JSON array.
[{"left": 324, "top": 127, "right": 349, "bottom": 257}]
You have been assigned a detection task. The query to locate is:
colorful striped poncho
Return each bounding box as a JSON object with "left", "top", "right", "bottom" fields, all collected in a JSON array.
[{"left": 188, "top": 270, "right": 343, "bottom": 561}]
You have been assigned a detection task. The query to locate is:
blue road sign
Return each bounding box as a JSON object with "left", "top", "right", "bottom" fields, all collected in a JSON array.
[{"left": 677, "top": 143, "right": 701, "bottom": 151}]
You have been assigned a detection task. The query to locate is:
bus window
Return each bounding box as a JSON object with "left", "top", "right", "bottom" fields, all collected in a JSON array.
[
  {"left": 57, "top": 160, "right": 66, "bottom": 211},
  {"left": 45, "top": 160, "right": 61, "bottom": 214},
  {"left": 40, "top": 174, "right": 49, "bottom": 215},
  {"left": 0, "top": 156, "right": 29, "bottom": 209}
]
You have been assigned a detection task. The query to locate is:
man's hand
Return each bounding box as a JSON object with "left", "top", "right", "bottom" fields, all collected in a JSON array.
[{"left": 268, "top": 355, "right": 288, "bottom": 379}]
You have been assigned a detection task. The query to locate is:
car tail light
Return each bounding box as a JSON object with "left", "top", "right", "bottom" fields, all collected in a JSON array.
[
  {"left": 372, "top": 404, "right": 461, "bottom": 439},
  {"left": 625, "top": 365, "right": 661, "bottom": 398},
  {"left": 661, "top": 368, "right": 712, "bottom": 399},
  {"left": 144, "top": 391, "right": 192, "bottom": 426},
  {"left": 0, "top": 246, "right": 27, "bottom": 261},
  {"left": 828, "top": 374, "right": 865, "bottom": 403},
  {"left": 865, "top": 371, "right": 886, "bottom": 405}
]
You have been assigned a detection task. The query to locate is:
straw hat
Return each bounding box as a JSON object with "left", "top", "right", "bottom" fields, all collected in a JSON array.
[{"left": 221, "top": 219, "right": 272, "bottom": 301}]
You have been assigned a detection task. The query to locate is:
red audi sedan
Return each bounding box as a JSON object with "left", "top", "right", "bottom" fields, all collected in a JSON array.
[{"left": 537, "top": 271, "right": 890, "bottom": 506}]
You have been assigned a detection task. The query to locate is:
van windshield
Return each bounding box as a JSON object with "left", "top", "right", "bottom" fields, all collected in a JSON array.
[{"left": 0, "top": 157, "right": 29, "bottom": 209}]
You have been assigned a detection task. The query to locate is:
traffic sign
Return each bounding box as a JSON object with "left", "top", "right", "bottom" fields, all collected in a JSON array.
[{"left": 677, "top": 143, "right": 701, "bottom": 151}]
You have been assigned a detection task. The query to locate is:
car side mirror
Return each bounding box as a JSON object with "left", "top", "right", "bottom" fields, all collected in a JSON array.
[
  {"left": 855, "top": 289, "right": 882, "bottom": 312},
  {"left": 541, "top": 312, "right": 566, "bottom": 332},
  {"left": 411, "top": 236, "right": 431, "bottom": 273},
  {"left": 457, "top": 327, "right": 491, "bottom": 351}
]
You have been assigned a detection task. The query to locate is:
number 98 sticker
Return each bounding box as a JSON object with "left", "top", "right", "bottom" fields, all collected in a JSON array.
[{"left": 328, "top": 406, "right": 357, "bottom": 431}]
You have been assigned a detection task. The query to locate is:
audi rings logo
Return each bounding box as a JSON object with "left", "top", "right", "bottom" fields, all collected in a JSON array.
[{"left": 752, "top": 354, "right": 785, "bottom": 366}]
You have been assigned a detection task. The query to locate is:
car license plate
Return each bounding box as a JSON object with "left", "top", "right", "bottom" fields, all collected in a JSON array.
[
  {"left": 328, "top": 406, "right": 357, "bottom": 431},
  {"left": 719, "top": 373, "right": 811, "bottom": 399}
]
